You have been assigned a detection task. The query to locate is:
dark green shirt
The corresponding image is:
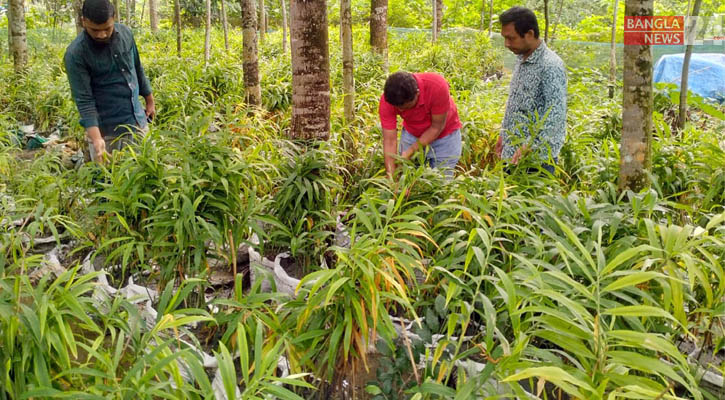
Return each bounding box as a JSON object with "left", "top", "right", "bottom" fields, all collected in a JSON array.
[{"left": 64, "top": 23, "right": 151, "bottom": 133}]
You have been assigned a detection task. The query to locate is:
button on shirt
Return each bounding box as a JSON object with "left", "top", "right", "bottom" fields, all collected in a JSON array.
[
  {"left": 501, "top": 41, "right": 567, "bottom": 160},
  {"left": 64, "top": 23, "right": 151, "bottom": 132},
  {"left": 379, "top": 73, "right": 462, "bottom": 139}
]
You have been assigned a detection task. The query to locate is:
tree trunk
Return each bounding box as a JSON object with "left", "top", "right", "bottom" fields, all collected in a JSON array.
[
  {"left": 125, "top": 0, "right": 131, "bottom": 25},
  {"left": 175, "top": 0, "right": 182, "bottom": 56},
  {"left": 258, "top": 0, "right": 266, "bottom": 44},
  {"left": 130, "top": 0, "right": 136, "bottom": 26},
  {"left": 114, "top": 0, "right": 121, "bottom": 23},
  {"left": 149, "top": 0, "right": 159, "bottom": 33},
  {"left": 341, "top": 0, "right": 354, "bottom": 122},
  {"left": 370, "top": 0, "right": 388, "bottom": 62},
  {"left": 431, "top": 0, "right": 437, "bottom": 42},
  {"left": 221, "top": 0, "right": 229, "bottom": 50},
  {"left": 619, "top": 0, "right": 653, "bottom": 192},
  {"left": 480, "top": 0, "right": 485, "bottom": 31},
  {"left": 204, "top": 0, "right": 211, "bottom": 64},
  {"left": 7, "top": 1, "right": 13, "bottom": 59},
  {"left": 550, "top": 0, "right": 564, "bottom": 44},
  {"left": 608, "top": 0, "right": 619, "bottom": 98},
  {"left": 140, "top": 0, "right": 146, "bottom": 29},
  {"left": 281, "top": 0, "right": 288, "bottom": 53},
  {"left": 543, "top": 0, "right": 549, "bottom": 42},
  {"left": 435, "top": 0, "right": 442, "bottom": 37},
  {"left": 678, "top": 0, "right": 703, "bottom": 130},
  {"left": 72, "top": 0, "right": 83, "bottom": 34},
  {"left": 9, "top": 0, "right": 28, "bottom": 73},
  {"left": 488, "top": 0, "right": 493, "bottom": 36},
  {"left": 290, "top": 0, "right": 330, "bottom": 141},
  {"left": 242, "top": 0, "right": 261, "bottom": 105}
]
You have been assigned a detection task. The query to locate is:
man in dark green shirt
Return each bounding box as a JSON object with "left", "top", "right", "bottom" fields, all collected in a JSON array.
[{"left": 64, "top": 0, "right": 155, "bottom": 162}]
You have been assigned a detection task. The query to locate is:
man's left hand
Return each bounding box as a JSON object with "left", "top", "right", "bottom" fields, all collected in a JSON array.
[
  {"left": 144, "top": 95, "right": 156, "bottom": 121},
  {"left": 511, "top": 144, "right": 530, "bottom": 164}
]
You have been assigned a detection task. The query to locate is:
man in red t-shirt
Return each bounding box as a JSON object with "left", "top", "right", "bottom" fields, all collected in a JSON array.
[{"left": 379, "top": 71, "right": 462, "bottom": 178}]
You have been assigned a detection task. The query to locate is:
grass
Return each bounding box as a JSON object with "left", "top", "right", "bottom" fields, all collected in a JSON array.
[{"left": 1, "top": 24, "right": 724, "bottom": 399}]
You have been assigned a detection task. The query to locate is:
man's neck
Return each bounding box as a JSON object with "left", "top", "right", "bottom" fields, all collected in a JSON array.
[{"left": 522, "top": 39, "right": 543, "bottom": 61}]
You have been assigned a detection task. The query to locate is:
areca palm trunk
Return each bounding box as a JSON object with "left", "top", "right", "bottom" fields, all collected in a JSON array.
[
  {"left": 370, "top": 0, "right": 388, "bottom": 62},
  {"left": 149, "top": 0, "right": 159, "bottom": 33},
  {"left": 221, "top": 0, "right": 229, "bottom": 50},
  {"left": 341, "top": 0, "right": 354, "bottom": 122},
  {"left": 281, "top": 0, "right": 288, "bottom": 53},
  {"left": 678, "top": 0, "right": 703, "bottom": 130},
  {"left": 9, "top": 0, "right": 28, "bottom": 72},
  {"left": 204, "top": 0, "right": 211, "bottom": 64},
  {"left": 242, "top": 0, "right": 261, "bottom": 105},
  {"left": 175, "top": 0, "right": 182, "bottom": 55},
  {"left": 290, "top": 0, "right": 330, "bottom": 140},
  {"left": 619, "top": 0, "right": 654, "bottom": 191}
]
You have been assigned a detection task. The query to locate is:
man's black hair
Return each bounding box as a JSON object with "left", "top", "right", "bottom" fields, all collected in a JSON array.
[
  {"left": 384, "top": 71, "right": 419, "bottom": 107},
  {"left": 82, "top": 0, "right": 115, "bottom": 24},
  {"left": 499, "top": 6, "right": 539, "bottom": 39}
]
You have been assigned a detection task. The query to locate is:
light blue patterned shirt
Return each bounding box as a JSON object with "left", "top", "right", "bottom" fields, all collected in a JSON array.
[{"left": 501, "top": 41, "right": 567, "bottom": 160}]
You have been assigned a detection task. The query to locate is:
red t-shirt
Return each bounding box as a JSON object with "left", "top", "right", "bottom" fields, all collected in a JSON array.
[{"left": 379, "top": 73, "right": 462, "bottom": 139}]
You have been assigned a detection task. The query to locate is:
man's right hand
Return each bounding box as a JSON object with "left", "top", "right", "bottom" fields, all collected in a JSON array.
[
  {"left": 495, "top": 135, "right": 503, "bottom": 158},
  {"left": 87, "top": 127, "right": 107, "bottom": 163}
]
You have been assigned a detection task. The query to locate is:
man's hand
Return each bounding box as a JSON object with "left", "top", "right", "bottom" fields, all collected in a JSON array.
[
  {"left": 511, "top": 144, "right": 530, "bottom": 165},
  {"left": 401, "top": 146, "right": 415, "bottom": 160},
  {"left": 144, "top": 94, "right": 156, "bottom": 121},
  {"left": 495, "top": 135, "right": 503, "bottom": 158},
  {"left": 87, "top": 126, "right": 107, "bottom": 164}
]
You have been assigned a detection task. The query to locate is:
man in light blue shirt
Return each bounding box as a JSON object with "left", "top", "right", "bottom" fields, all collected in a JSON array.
[{"left": 495, "top": 6, "right": 567, "bottom": 173}]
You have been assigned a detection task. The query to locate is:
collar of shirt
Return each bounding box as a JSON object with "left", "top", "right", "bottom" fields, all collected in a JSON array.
[{"left": 519, "top": 40, "right": 548, "bottom": 65}]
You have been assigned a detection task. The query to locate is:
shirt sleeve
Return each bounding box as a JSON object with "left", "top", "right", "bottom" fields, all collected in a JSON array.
[
  {"left": 64, "top": 49, "right": 99, "bottom": 129},
  {"left": 537, "top": 63, "right": 567, "bottom": 158},
  {"left": 378, "top": 95, "right": 398, "bottom": 131},
  {"left": 133, "top": 38, "right": 152, "bottom": 97},
  {"left": 429, "top": 77, "right": 451, "bottom": 115}
]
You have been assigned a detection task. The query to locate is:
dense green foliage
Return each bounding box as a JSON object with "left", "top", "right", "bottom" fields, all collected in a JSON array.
[{"left": 2, "top": 20, "right": 725, "bottom": 400}]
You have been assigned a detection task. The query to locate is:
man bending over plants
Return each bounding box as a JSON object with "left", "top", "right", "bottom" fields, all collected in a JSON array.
[
  {"left": 495, "top": 6, "right": 567, "bottom": 173},
  {"left": 64, "top": 0, "right": 155, "bottom": 163},
  {"left": 379, "top": 71, "right": 463, "bottom": 178}
]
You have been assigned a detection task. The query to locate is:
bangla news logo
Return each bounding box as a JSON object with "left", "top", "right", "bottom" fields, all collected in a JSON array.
[{"left": 624, "top": 15, "right": 725, "bottom": 45}]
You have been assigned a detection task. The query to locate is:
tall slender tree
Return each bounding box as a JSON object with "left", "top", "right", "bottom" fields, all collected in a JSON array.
[
  {"left": 488, "top": 0, "right": 493, "bottom": 36},
  {"left": 432, "top": 0, "right": 438, "bottom": 42},
  {"left": 341, "top": 0, "right": 354, "bottom": 122},
  {"left": 7, "top": 4, "right": 13, "bottom": 59},
  {"left": 125, "top": 0, "right": 131, "bottom": 25},
  {"left": 175, "top": 0, "right": 182, "bottom": 55},
  {"left": 678, "top": 0, "right": 703, "bottom": 130},
  {"left": 281, "top": 0, "right": 288, "bottom": 53},
  {"left": 435, "top": 0, "right": 442, "bottom": 37},
  {"left": 242, "top": 0, "right": 261, "bottom": 105},
  {"left": 9, "top": 0, "right": 28, "bottom": 72},
  {"left": 73, "top": 0, "right": 83, "bottom": 34},
  {"left": 258, "top": 0, "right": 266, "bottom": 43},
  {"left": 370, "top": 0, "right": 388, "bottom": 61},
  {"left": 149, "top": 0, "right": 159, "bottom": 33},
  {"left": 549, "top": 0, "right": 564, "bottom": 43},
  {"left": 114, "top": 0, "right": 121, "bottom": 23},
  {"left": 608, "top": 0, "right": 619, "bottom": 98},
  {"left": 204, "top": 0, "right": 211, "bottom": 64},
  {"left": 480, "top": 0, "right": 484, "bottom": 30},
  {"left": 221, "top": 0, "right": 230, "bottom": 51},
  {"left": 619, "top": 0, "right": 653, "bottom": 191},
  {"left": 290, "top": 0, "right": 330, "bottom": 140},
  {"left": 543, "top": 0, "right": 550, "bottom": 42}
]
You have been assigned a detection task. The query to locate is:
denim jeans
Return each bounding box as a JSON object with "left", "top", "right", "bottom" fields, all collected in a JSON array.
[{"left": 399, "top": 129, "right": 462, "bottom": 178}]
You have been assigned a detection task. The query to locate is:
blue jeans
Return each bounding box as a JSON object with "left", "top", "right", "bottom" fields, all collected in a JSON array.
[{"left": 399, "top": 129, "right": 462, "bottom": 178}]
